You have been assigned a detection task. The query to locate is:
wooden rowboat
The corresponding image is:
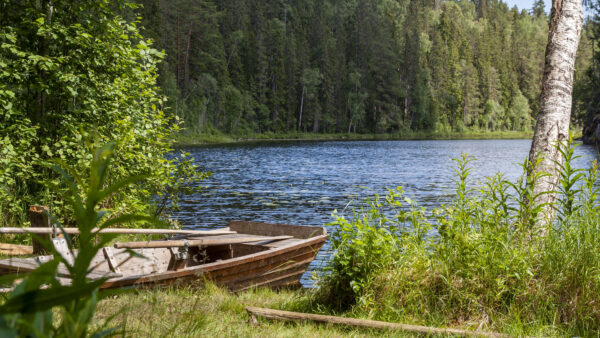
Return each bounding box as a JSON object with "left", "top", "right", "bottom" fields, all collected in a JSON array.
[{"left": 0, "top": 221, "right": 328, "bottom": 292}]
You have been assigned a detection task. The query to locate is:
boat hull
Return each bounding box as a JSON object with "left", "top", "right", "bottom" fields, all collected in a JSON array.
[{"left": 100, "top": 234, "right": 326, "bottom": 291}]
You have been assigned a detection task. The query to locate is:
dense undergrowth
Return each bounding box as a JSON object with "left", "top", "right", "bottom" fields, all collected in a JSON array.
[
  {"left": 308, "top": 138, "right": 600, "bottom": 336},
  {"left": 0, "top": 1, "right": 207, "bottom": 229}
]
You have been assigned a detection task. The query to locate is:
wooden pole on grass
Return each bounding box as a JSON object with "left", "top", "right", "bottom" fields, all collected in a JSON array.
[{"left": 245, "top": 306, "right": 507, "bottom": 337}]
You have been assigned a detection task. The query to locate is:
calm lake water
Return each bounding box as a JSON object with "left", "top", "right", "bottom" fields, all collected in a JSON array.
[{"left": 174, "top": 139, "right": 598, "bottom": 285}]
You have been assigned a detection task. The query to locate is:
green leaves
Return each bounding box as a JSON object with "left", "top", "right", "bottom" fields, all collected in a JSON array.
[
  {"left": 0, "top": 279, "right": 106, "bottom": 315},
  {"left": 0, "top": 0, "right": 206, "bottom": 227},
  {"left": 553, "top": 135, "right": 585, "bottom": 222},
  {"left": 0, "top": 142, "right": 163, "bottom": 336},
  {"left": 321, "top": 189, "right": 408, "bottom": 309}
]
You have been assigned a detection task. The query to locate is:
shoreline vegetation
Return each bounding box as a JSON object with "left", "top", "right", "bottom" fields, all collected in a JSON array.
[
  {"left": 94, "top": 285, "right": 390, "bottom": 337},
  {"left": 175, "top": 130, "right": 536, "bottom": 146},
  {"left": 92, "top": 138, "right": 600, "bottom": 337},
  {"left": 92, "top": 284, "right": 493, "bottom": 337}
]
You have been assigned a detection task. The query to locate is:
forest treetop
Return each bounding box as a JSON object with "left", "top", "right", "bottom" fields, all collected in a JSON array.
[{"left": 137, "top": 0, "right": 594, "bottom": 137}]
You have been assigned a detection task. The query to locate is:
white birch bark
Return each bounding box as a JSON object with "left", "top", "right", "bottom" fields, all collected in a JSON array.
[{"left": 528, "top": 0, "right": 583, "bottom": 232}]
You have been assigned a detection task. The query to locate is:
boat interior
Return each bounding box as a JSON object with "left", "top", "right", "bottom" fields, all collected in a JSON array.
[{"left": 0, "top": 221, "right": 327, "bottom": 281}]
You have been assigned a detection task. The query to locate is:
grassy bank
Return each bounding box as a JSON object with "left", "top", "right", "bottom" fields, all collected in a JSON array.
[
  {"left": 175, "top": 130, "right": 534, "bottom": 146},
  {"left": 93, "top": 281, "right": 560, "bottom": 336},
  {"left": 94, "top": 284, "right": 395, "bottom": 337},
  {"left": 305, "top": 139, "right": 600, "bottom": 336}
]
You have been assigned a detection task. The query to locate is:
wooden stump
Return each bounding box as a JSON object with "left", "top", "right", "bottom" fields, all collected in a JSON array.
[{"left": 29, "top": 205, "right": 51, "bottom": 255}]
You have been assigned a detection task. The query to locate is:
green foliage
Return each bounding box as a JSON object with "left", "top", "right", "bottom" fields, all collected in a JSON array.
[
  {"left": 316, "top": 138, "right": 600, "bottom": 335},
  {"left": 0, "top": 143, "right": 155, "bottom": 336},
  {"left": 320, "top": 190, "right": 404, "bottom": 309},
  {"left": 508, "top": 91, "right": 533, "bottom": 132},
  {"left": 139, "top": 0, "right": 589, "bottom": 137},
  {"left": 0, "top": 0, "right": 205, "bottom": 226}
]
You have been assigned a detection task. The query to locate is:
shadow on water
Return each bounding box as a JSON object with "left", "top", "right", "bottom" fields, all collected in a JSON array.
[{"left": 172, "top": 139, "right": 598, "bottom": 286}]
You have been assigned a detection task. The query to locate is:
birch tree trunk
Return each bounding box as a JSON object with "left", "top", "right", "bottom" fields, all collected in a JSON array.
[{"left": 528, "top": 0, "right": 583, "bottom": 232}]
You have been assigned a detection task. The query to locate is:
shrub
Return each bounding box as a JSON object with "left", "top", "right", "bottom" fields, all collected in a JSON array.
[
  {"left": 316, "top": 137, "right": 600, "bottom": 335},
  {"left": 0, "top": 1, "right": 207, "bottom": 227}
]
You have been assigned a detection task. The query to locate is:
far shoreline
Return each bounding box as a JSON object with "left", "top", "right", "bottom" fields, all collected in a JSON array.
[{"left": 175, "top": 130, "right": 536, "bottom": 146}]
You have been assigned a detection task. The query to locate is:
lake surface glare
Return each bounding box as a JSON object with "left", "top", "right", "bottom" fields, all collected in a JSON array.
[{"left": 175, "top": 139, "right": 598, "bottom": 285}]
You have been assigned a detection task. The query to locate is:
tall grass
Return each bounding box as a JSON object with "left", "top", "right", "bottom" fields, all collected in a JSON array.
[{"left": 314, "top": 137, "right": 600, "bottom": 335}]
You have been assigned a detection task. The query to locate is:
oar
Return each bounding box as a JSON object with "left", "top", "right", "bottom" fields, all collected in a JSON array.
[
  {"left": 114, "top": 235, "right": 293, "bottom": 249},
  {"left": 0, "top": 227, "right": 234, "bottom": 236}
]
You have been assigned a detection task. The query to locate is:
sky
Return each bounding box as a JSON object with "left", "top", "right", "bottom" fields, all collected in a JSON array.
[
  {"left": 502, "top": 0, "right": 594, "bottom": 16},
  {"left": 502, "top": 0, "right": 550, "bottom": 13}
]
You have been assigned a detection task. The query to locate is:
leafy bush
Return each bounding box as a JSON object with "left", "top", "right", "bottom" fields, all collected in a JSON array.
[
  {"left": 320, "top": 190, "right": 404, "bottom": 309},
  {"left": 0, "top": 1, "right": 206, "bottom": 227},
  {"left": 317, "top": 138, "right": 600, "bottom": 335},
  {"left": 0, "top": 143, "right": 157, "bottom": 336}
]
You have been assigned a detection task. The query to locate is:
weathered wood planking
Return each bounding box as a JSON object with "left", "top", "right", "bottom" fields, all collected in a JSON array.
[
  {"left": 245, "top": 307, "right": 508, "bottom": 337},
  {"left": 206, "top": 245, "right": 320, "bottom": 282},
  {"left": 0, "top": 257, "right": 120, "bottom": 279},
  {"left": 0, "top": 221, "right": 327, "bottom": 292},
  {"left": 223, "top": 256, "right": 314, "bottom": 291},
  {"left": 0, "top": 227, "right": 234, "bottom": 236},
  {"left": 90, "top": 247, "right": 172, "bottom": 276},
  {"left": 229, "top": 220, "right": 326, "bottom": 239},
  {"left": 0, "top": 243, "right": 33, "bottom": 255}
]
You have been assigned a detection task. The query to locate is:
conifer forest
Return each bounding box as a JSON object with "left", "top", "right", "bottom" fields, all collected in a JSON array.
[{"left": 136, "top": 0, "right": 597, "bottom": 136}]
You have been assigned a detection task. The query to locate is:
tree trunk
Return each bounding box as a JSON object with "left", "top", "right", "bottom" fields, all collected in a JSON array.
[
  {"left": 528, "top": 0, "right": 583, "bottom": 232},
  {"left": 298, "top": 86, "right": 305, "bottom": 131},
  {"left": 176, "top": 15, "right": 181, "bottom": 88},
  {"left": 348, "top": 114, "right": 353, "bottom": 133},
  {"left": 183, "top": 22, "right": 192, "bottom": 95}
]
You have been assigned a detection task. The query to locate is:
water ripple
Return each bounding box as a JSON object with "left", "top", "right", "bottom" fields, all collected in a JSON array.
[{"left": 173, "top": 139, "right": 598, "bottom": 286}]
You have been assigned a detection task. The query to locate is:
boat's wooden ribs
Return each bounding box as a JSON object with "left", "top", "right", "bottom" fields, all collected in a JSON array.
[{"left": 102, "top": 247, "right": 122, "bottom": 274}]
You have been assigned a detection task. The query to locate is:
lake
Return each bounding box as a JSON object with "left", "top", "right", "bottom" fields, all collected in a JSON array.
[{"left": 174, "top": 139, "right": 598, "bottom": 285}]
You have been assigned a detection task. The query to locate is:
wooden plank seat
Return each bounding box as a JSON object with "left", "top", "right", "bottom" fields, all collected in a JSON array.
[{"left": 0, "top": 243, "right": 33, "bottom": 255}]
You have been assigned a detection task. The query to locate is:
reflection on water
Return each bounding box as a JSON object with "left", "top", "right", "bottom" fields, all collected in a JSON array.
[{"left": 173, "top": 139, "right": 598, "bottom": 285}]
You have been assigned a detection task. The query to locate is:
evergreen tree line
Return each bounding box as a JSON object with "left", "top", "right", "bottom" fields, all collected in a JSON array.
[
  {"left": 578, "top": 0, "right": 600, "bottom": 144},
  {"left": 137, "top": 0, "right": 592, "bottom": 135}
]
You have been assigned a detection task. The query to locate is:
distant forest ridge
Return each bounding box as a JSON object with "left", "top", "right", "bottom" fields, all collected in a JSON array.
[{"left": 135, "top": 0, "right": 596, "bottom": 136}]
